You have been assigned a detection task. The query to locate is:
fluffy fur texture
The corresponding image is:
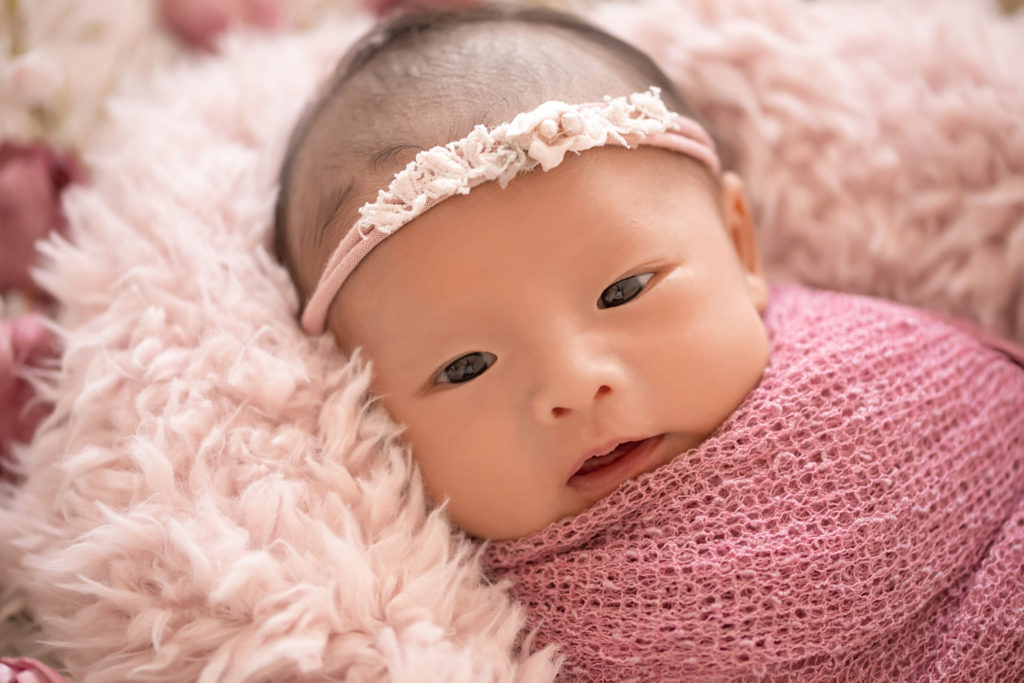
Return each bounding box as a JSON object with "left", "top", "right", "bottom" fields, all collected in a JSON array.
[{"left": 0, "top": 0, "right": 1021, "bottom": 680}]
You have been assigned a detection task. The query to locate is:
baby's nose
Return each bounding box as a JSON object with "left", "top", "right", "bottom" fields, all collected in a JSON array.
[
  {"left": 530, "top": 354, "right": 623, "bottom": 426},
  {"left": 546, "top": 384, "right": 613, "bottom": 419}
]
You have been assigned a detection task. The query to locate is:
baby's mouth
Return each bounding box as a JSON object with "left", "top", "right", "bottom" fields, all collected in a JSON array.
[
  {"left": 568, "top": 434, "right": 666, "bottom": 490},
  {"left": 574, "top": 441, "right": 640, "bottom": 475}
]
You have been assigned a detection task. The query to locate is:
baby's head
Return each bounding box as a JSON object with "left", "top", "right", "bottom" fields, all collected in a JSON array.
[{"left": 274, "top": 6, "right": 769, "bottom": 539}]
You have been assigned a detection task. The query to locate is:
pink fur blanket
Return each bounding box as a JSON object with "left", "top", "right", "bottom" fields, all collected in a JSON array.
[
  {"left": 1, "top": 0, "right": 1022, "bottom": 680},
  {"left": 485, "top": 285, "right": 1024, "bottom": 681}
]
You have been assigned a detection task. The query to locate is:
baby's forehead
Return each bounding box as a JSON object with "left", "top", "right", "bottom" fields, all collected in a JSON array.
[
  {"left": 330, "top": 146, "right": 722, "bottom": 346},
  {"left": 290, "top": 90, "right": 648, "bottom": 291},
  {"left": 362, "top": 145, "right": 713, "bottom": 271},
  {"left": 294, "top": 106, "right": 719, "bottom": 297}
]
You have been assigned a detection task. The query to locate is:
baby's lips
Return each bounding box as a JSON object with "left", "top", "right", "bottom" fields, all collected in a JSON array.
[{"left": 568, "top": 434, "right": 655, "bottom": 481}]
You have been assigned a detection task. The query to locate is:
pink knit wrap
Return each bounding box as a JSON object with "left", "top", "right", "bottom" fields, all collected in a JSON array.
[{"left": 484, "top": 285, "right": 1024, "bottom": 681}]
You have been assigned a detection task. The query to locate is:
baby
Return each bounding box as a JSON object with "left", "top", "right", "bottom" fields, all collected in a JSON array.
[
  {"left": 275, "top": 5, "right": 1024, "bottom": 679},
  {"left": 275, "top": 5, "right": 770, "bottom": 541}
]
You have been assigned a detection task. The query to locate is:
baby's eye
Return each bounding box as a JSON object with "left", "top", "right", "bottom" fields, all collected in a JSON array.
[
  {"left": 597, "top": 273, "right": 654, "bottom": 309},
  {"left": 435, "top": 351, "right": 497, "bottom": 385}
]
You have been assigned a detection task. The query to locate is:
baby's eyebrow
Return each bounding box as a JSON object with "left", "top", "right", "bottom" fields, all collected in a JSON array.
[{"left": 369, "top": 143, "right": 423, "bottom": 171}]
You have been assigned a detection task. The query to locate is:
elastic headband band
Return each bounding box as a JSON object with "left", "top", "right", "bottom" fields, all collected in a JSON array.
[{"left": 301, "top": 87, "right": 720, "bottom": 335}]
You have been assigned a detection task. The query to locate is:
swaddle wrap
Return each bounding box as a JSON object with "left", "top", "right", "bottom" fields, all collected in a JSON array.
[{"left": 484, "top": 285, "right": 1024, "bottom": 681}]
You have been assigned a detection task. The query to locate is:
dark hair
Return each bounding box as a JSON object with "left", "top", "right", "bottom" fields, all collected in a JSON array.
[{"left": 274, "top": 4, "right": 704, "bottom": 309}]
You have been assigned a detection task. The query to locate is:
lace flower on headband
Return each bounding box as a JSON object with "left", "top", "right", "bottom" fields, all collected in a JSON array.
[{"left": 301, "top": 87, "right": 720, "bottom": 335}]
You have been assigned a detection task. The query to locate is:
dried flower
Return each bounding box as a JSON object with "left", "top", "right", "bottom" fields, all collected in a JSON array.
[
  {"left": 0, "top": 311, "right": 56, "bottom": 481},
  {"left": 0, "top": 142, "right": 84, "bottom": 295},
  {"left": 4, "top": 50, "right": 65, "bottom": 108},
  {"left": 0, "top": 656, "right": 66, "bottom": 682},
  {"left": 365, "top": 0, "right": 480, "bottom": 15},
  {"left": 158, "top": 0, "right": 286, "bottom": 51}
]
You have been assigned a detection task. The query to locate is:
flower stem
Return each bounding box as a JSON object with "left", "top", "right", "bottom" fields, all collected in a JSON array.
[{"left": 5, "top": 0, "right": 23, "bottom": 58}]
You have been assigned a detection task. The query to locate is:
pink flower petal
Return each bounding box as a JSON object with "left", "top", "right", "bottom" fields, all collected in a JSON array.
[
  {"left": 0, "top": 142, "right": 85, "bottom": 295},
  {"left": 365, "top": 0, "right": 479, "bottom": 16},
  {"left": 0, "top": 658, "right": 67, "bottom": 683},
  {"left": 159, "top": 0, "right": 286, "bottom": 51},
  {"left": 0, "top": 313, "right": 57, "bottom": 480}
]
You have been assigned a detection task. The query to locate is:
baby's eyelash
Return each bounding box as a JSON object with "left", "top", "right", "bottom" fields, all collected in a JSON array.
[
  {"left": 598, "top": 272, "right": 654, "bottom": 309},
  {"left": 434, "top": 351, "right": 497, "bottom": 385}
]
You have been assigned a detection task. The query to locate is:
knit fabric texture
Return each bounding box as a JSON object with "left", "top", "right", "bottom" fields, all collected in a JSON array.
[{"left": 484, "top": 285, "right": 1024, "bottom": 681}]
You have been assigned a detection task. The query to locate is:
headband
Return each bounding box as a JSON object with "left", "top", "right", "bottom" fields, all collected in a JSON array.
[{"left": 301, "top": 87, "right": 720, "bottom": 335}]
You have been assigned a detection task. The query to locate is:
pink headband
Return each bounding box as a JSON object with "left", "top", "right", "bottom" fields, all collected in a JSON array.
[{"left": 301, "top": 87, "right": 720, "bottom": 335}]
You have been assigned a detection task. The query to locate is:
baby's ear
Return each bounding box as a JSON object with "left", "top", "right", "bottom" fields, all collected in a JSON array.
[{"left": 720, "top": 172, "right": 768, "bottom": 312}]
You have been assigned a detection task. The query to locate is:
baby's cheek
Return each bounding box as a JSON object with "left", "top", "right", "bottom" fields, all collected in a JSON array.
[
  {"left": 398, "top": 399, "right": 563, "bottom": 539},
  {"left": 398, "top": 402, "right": 496, "bottom": 494},
  {"left": 647, "top": 305, "right": 766, "bottom": 434}
]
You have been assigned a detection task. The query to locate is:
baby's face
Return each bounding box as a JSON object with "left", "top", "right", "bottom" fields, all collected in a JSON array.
[{"left": 330, "top": 147, "right": 769, "bottom": 539}]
